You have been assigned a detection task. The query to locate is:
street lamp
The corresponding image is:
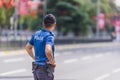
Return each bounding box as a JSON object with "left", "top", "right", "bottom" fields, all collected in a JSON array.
[
  {"left": 96, "top": 0, "right": 100, "bottom": 38},
  {"left": 14, "top": 0, "right": 18, "bottom": 40}
]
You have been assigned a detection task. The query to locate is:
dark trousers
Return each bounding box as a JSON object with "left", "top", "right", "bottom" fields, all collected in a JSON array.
[{"left": 33, "top": 69, "right": 54, "bottom": 80}]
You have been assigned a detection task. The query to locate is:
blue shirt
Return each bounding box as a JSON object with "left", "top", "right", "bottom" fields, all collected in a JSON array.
[{"left": 29, "top": 29, "right": 55, "bottom": 65}]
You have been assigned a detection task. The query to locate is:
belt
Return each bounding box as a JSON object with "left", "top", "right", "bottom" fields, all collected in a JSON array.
[
  {"left": 37, "top": 65, "right": 47, "bottom": 71},
  {"left": 32, "top": 62, "right": 47, "bottom": 71}
]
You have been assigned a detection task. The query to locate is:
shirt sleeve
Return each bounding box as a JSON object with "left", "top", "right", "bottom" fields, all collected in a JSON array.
[
  {"left": 29, "top": 34, "right": 35, "bottom": 46},
  {"left": 45, "top": 35, "right": 54, "bottom": 45}
]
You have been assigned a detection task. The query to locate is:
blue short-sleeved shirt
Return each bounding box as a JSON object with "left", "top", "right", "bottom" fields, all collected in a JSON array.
[{"left": 29, "top": 29, "right": 55, "bottom": 65}]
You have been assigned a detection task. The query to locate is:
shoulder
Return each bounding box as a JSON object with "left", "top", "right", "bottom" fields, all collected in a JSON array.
[
  {"left": 34, "top": 30, "right": 42, "bottom": 35},
  {"left": 46, "top": 32, "right": 55, "bottom": 39},
  {"left": 44, "top": 32, "right": 55, "bottom": 42}
]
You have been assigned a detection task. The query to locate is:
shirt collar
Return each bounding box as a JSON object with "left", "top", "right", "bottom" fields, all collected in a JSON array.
[
  {"left": 41, "top": 28, "right": 55, "bottom": 36},
  {"left": 42, "top": 28, "right": 51, "bottom": 32}
]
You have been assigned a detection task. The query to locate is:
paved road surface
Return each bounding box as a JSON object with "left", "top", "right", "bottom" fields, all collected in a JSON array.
[{"left": 0, "top": 42, "right": 120, "bottom": 80}]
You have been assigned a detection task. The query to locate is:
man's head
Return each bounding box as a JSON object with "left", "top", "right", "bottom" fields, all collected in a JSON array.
[{"left": 43, "top": 14, "right": 56, "bottom": 31}]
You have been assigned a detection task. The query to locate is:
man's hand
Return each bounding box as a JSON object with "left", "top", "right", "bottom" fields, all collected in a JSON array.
[{"left": 47, "top": 60, "right": 56, "bottom": 68}]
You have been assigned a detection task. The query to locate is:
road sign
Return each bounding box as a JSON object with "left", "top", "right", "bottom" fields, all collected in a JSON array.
[
  {"left": 18, "top": 0, "right": 28, "bottom": 15},
  {"left": 97, "top": 13, "right": 105, "bottom": 30}
]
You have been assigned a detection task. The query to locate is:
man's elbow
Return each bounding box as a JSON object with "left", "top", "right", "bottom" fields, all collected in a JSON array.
[
  {"left": 45, "top": 48, "right": 52, "bottom": 56},
  {"left": 25, "top": 43, "right": 32, "bottom": 51},
  {"left": 25, "top": 45, "right": 29, "bottom": 52},
  {"left": 25, "top": 45, "right": 28, "bottom": 50}
]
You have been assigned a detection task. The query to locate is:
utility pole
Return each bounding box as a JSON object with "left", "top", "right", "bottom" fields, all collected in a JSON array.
[
  {"left": 43, "top": 0, "right": 47, "bottom": 18},
  {"left": 14, "top": 0, "right": 18, "bottom": 40},
  {"left": 96, "top": 0, "right": 100, "bottom": 38}
]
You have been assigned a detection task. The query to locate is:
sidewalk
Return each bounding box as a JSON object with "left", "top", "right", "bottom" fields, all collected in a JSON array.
[{"left": 0, "top": 42, "right": 120, "bottom": 56}]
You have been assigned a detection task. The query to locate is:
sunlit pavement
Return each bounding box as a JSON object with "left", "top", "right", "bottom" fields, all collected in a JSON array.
[{"left": 0, "top": 42, "right": 120, "bottom": 80}]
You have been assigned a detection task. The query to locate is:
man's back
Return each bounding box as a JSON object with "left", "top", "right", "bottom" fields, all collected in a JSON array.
[{"left": 29, "top": 29, "right": 55, "bottom": 65}]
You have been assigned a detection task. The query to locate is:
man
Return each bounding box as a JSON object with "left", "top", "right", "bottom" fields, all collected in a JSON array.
[{"left": 25, "top": 14, "right": 56, "bottom": 80}]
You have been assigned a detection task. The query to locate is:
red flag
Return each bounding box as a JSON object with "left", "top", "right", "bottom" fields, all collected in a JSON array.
[
  {"left": 0, "top": 1, "right": 3, "bottom": 8},
  {"left": 28, "top": 0, "right": 40, "bottom": 10},
  {"left": 5, "top": 0, "right": 15, "bottom": 9},
  {"left": 18, "top": 0, "right": 28, "bottom": 15},
  {"left": 30, "top": 10, "right": 37, "bottom": 18},
  {"left": 0, "top": 0, "right": 4, "bottom": 8},
  {"left": 10, "top": 0, "right": 15, "bottom": 7}
]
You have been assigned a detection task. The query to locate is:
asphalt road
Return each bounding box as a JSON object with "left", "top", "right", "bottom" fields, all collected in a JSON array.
[{"left": 0, "top": 42, "right": 120, "bottom": 80}]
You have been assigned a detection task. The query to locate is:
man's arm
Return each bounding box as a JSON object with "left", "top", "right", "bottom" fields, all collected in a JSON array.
[
  {"left": 25, "top": 43, "right": 35, "bottom": 60},
  {"left": 45, "top": 44, "right": 56, "bottom": 67}
]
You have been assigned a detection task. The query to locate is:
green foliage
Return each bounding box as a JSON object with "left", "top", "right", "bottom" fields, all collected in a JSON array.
[
  {"left": 47, "top": 0, "right": 92, "bottom": 35},
  {"left": 0, "top": 7, "right": 14, "bottom": 28},
  {"left": 47, "top": 0, "right": 117, "bottom": 35},
  {"left": 18, "top": 13, "right": 43, "bottom": 30},
  {"left": 0, "top": 0, "right": 117, "bottom": 36}
]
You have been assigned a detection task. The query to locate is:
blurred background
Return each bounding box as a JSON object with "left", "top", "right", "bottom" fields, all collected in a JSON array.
[{"left": 0, "top": 0, "right": 120, "bottom": 80}]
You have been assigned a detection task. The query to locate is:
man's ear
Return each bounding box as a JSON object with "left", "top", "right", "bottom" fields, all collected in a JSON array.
[
  {"left": 42, "top": 22, "right": 44, "bottom": 26},
  {"left": 54, "top": 23, "right": 56, "bottom": 27}
]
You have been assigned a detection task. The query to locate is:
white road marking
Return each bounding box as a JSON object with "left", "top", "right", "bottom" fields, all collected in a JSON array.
[
  {"left": 19, "top": 50, "right": 26, "bottom": 54},
  {"left": 112, "top": 68, "right": 120, "bottom": 73},
  {"left": 55, "top": 53, "right": 60, "bottom": 57},
  {"left": 0, "top": 69, "right": 27, "bottom": 76},
  {"left": 0, "top": 53, "right": 4, "bottom": 57},
  {"left": 81, "top": 56, "right": 92, "bottom": 61},
  {"left": 63, "top": 52, "right": 73, "bottom": 55},
  {"left": 64, "top": 58, "right": 78, "bottom": 63},
  {"left": 95, "top": 74, "right": 110, "bottom": 80},
  {"left": 4, "top": 58, "right": 25, "bottom": 63},
  {"left": 94, "top": 54, "right": 103, "bottom": 58},
  {"left": 105, "top": 52, "right": 111, "bottom": 55}
]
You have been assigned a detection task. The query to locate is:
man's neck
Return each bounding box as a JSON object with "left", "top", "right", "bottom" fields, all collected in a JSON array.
[{"left": 44, "top": 28, "right": 53, "bottom": 32}]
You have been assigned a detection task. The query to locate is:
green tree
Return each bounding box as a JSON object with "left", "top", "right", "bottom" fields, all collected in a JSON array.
[
  {"left": 47, "top": 0, "right": 84, "bottom": 35},
  {"left": 0, "top": 6, "right": 14, "bottom": 29},
  {"left": 47, "top": 0, "right": 117, "bottom": 36}
]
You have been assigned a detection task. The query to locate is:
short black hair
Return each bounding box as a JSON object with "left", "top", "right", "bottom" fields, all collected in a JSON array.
[{"left": 43, "top": 14, "right": 56, "bottom": 27}]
